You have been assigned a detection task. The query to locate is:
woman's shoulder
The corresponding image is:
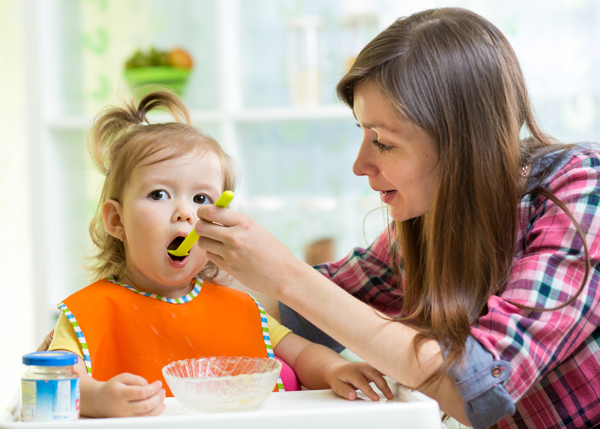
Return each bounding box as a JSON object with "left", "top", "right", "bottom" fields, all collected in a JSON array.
[
  {"left": 529, "top": 142, "right": 600, "bottom": 190},
  {"left": 559, "top": 142, "right": 600, "bottom": 169}
]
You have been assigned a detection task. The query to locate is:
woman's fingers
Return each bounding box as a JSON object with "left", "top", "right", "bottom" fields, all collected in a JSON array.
[
  {"left": 195, "top": 204, "right": 303, "bottom": 298},
  {"left": 196, "top": 231, "right": 232, "bottom": 259},
  {"left": 195, "top": 210, "right": 260, "bottom": 270},
  {"left": 196, "top": 204, "right": 238, "bottom": 229}
]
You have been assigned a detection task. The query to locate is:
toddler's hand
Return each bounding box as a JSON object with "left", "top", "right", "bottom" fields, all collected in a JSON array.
[
  {"left": 326, "top": 362, "right": 394, "bottom": 402},
  {"left": 96, "top": 373, "right": 166, "bottom": 417},
  {"left": 36, "top": 330, "right": 54, "bottom": 352}
]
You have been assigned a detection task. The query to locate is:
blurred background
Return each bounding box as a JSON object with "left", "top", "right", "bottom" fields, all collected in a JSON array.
[{"left": 2, "top": 0, "right": 600, "bottom": 408}]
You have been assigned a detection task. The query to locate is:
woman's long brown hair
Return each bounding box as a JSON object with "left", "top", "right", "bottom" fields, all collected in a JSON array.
[{"left": 337, "top": 7, "right": 590, "bottom": 396}]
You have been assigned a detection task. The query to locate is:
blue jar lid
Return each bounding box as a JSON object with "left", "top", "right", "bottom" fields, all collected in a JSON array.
[{"left": 23, "top": 351, "right": 77, "bottom": 366}]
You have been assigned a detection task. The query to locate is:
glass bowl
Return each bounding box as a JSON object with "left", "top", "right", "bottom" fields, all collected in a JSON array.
[{"left": 162, "top": 356, "right": 282, "bottom": 412}]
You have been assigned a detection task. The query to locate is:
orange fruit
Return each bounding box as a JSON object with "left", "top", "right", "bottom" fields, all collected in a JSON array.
[{"left": 168, "top": 48, "right": 194, "bottom": 69}]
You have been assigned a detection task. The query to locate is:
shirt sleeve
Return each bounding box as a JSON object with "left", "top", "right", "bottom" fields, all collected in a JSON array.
[
  {"left": 452, "top": 149, "right": 600, "bottom": 428},
  {"left": 266, "top": 313, "right": 291, "bottom": 348},
  {"left": 314, "top": 223, "right": 404, "bottom": 317},
  {"left": 48, "top": 312, "right": 84, "bottom": 359},
  {"left": 281, "top": 224, "right": 404, "bottom": 351}
]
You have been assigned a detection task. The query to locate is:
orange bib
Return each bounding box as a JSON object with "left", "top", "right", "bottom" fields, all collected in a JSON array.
[{"left": 59, "top": 278, "right": 278, "bottom": 396}]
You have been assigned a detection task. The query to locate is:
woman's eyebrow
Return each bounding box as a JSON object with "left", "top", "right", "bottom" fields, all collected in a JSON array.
[{"left": 360, "top": 121, "right": 401, "bottom": 134}]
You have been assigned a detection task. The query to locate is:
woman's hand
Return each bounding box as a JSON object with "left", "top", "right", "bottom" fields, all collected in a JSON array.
[{"left": 195, "top": 205, "right": 307, "bottom": 298}]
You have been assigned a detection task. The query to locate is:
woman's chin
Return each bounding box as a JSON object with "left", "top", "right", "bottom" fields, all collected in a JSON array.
[{"left": 387, "top": 207, "right": 407, "bottom": 222}]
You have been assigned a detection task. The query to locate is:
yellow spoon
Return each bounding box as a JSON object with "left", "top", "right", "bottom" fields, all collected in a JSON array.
[{"left": 167, "top": 190, "right": 234, "bottom": 257}]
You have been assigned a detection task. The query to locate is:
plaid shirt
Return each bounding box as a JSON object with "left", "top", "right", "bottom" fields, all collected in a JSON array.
[{"left": 314, "top": 144, "right": 600, "bottom": 429}]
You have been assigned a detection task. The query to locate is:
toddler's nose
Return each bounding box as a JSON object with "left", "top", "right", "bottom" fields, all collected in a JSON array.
[{"left": 173, "top": 206, "right": 194, "bottom": 224}]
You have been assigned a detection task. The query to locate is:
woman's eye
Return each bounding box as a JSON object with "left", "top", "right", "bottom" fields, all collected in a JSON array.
[
  {"left": 148, "top": 190, "right": 169, "bottom": 201},
  {"left": 193, "top": 194, "right": 212, "bottom": 205},
  {"left": 372, "top": 139, "right": 393, "bottom": 153}
]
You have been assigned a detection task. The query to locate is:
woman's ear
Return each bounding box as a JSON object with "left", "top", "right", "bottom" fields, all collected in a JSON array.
[{"left": 102, "top": 200, "right": 124, "bottom": 241}]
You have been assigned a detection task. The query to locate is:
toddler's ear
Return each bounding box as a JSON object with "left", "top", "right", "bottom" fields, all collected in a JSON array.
[{"left": 102, "top": 200, "right": 124, "bottom": 240}]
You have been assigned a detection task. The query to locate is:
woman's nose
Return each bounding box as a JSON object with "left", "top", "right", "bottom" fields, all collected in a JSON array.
[{"left": 353, "top": 138, "right": 377, "bottom": 177}]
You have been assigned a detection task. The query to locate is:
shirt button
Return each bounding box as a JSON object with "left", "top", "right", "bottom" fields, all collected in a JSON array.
[{"left": 492, "top": 366, "right": 503, "bottom": 378}]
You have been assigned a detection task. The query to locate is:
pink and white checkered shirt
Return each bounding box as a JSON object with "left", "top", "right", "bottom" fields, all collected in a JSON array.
[{"left": 315, "top": 144, "right": 600, "bottom": 428}]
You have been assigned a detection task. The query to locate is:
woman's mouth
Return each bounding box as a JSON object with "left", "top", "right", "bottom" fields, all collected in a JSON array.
[{"left": 380, "top": 190, "right": 397, "bottom": 204}]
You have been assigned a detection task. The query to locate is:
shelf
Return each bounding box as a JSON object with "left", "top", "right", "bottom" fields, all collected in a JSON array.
[
  {"left": 45, "top": 110, "right": 222, "bottom": 130},
  {"left": 45, "top": 105, "right": 354, "bottom": 130},
  {"left": 233, "top": 105, "right": 353, "bottom": 122}
]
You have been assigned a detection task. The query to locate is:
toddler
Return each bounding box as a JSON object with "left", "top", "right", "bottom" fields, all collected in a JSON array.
[{"left": 48, "top": 90, "right": 392, "bottom": 417}]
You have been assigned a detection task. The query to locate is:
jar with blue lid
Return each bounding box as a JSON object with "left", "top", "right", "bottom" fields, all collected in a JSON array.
[{"left": 21, "top": 351, "right": 80, "bottom": 422}]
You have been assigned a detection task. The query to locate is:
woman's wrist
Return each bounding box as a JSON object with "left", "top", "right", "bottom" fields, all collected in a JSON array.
[{"left": 273, "top": 258, "right": 323, "bottom": 303}]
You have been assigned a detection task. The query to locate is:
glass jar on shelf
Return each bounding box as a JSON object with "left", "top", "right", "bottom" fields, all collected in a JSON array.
[
  {"left": 340, "top": 12, "right": 378, "bottom": 72},
  {"left": 285, "top": 16, "right": 323, "bottom": 107}
]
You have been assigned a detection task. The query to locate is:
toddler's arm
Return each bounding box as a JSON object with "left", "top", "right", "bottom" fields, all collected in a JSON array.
[
  {"left": 274, "top": 333, "right": 393, "bottom": 401},
  {"left": 71, "top": 355, "right": 166, "bottom": 417},
  {"left": 37, "top": 330, "right": 54, "bottom": 352}
]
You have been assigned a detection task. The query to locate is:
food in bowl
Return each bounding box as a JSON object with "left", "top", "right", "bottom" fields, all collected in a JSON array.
[{"left": 162, "top": 356, "right": 282, "bottom": 412}]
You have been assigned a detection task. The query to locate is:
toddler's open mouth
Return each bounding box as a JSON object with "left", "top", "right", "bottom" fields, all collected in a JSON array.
[{"left": 167, "top": 236, "right": 187, "bottom": 262}]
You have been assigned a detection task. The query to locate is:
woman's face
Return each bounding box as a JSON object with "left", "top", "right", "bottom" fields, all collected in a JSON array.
[{"left": 353, "top": 80, "right": 440, "bottom": 221}]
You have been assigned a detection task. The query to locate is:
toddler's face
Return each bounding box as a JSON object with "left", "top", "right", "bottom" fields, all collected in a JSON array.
[{"left": 118, "top": 149, "right": 224, "bottom": 296}]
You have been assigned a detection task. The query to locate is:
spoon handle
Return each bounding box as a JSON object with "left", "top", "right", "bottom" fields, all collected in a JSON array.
[
  {"left": 169, "top": 229, "right": 200, "bottom": 257},
  {"left": 167, "top": 191, "right": 234, "bottom": 256},
  {"left": 214, "top": 190, "right": 234, "bottom": 209}
]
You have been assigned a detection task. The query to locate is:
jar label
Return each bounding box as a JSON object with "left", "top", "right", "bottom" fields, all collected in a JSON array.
[{"left": 21, "top": 378, "right": 80, "bottom": 421}]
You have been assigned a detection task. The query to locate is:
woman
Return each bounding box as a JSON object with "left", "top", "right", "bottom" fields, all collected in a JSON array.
[{"left": 203, "top": 7, "right": 600, "bottom": 429}]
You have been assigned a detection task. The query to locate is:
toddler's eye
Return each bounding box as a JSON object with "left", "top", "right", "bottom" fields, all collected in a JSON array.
[
  {"left": 149, "top": 190, "right": 169, "bottom": 201},
  {"left": 194, "top": 194, "right": 211, "bottom": 205}
]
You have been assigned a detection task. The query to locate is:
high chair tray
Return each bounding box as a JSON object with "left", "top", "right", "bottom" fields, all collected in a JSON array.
[{"left": 1, "top": 380, "right": 442, "bottom": 429}]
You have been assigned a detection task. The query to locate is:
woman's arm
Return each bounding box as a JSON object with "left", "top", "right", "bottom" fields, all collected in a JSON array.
[
  {"left": 194, "top": 206, "right": 470, "bottom": 425},
  {"left": 314, "top": 225, "right": 404, "bottom": 316},
  {"left": 281, "top": 225, "right": 403, "bottom": 350},
  {"left": 279, "top": 263, "right": 469, "bottom": 424}
]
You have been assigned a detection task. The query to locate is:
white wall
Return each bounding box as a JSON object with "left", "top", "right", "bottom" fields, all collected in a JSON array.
[{"left": 0, "top": 0, "right": 35, "bottom": 410}]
